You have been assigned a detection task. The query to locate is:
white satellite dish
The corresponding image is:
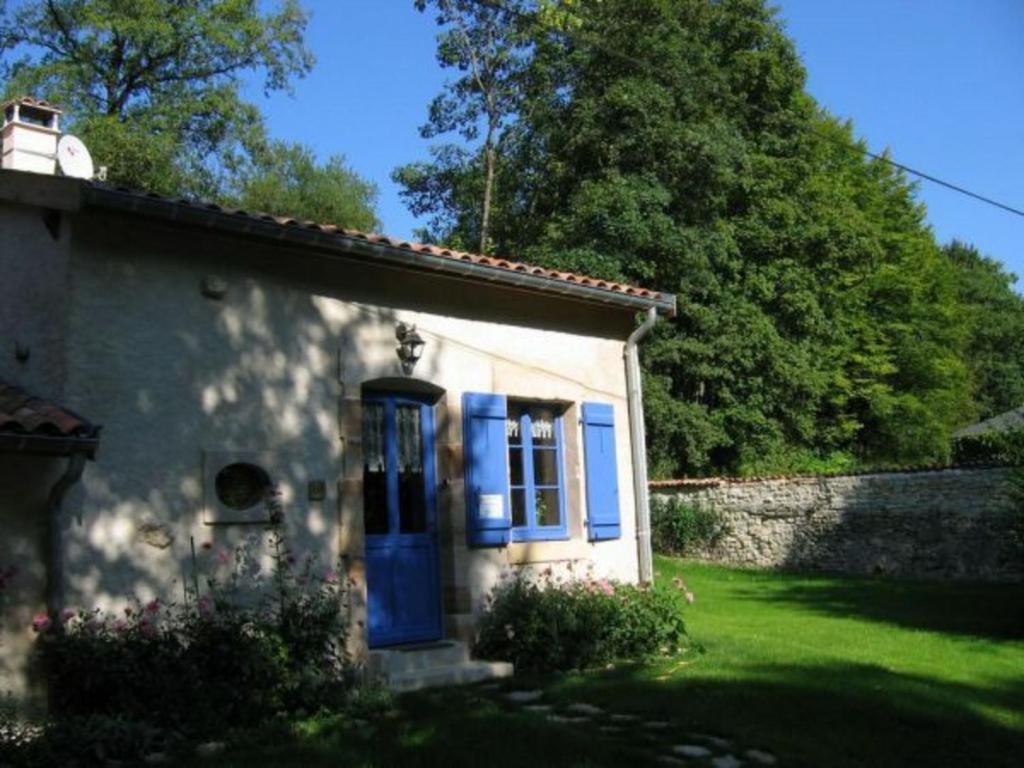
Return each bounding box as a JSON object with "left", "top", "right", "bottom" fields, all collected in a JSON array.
[{"left": 57, "top": 134, "right": 95, "bottom": 180}]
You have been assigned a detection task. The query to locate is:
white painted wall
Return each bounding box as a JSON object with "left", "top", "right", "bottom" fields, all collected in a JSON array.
[
  {"left": 2, "top": 203, "right": 644, "bottom": 684},
  {"left": 0, "top": 200, "right": 71, "bottom": 700}
]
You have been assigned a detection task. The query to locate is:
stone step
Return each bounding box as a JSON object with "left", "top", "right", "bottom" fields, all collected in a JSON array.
[
  {"left": 386, "top": 659, "right": 514, "bottom": 692},
  {"left": 368, "top": 639, "right": 514, "bottom": 692},
  {"left": 368, "top": 640, "right": 470, "bottom": 677}
]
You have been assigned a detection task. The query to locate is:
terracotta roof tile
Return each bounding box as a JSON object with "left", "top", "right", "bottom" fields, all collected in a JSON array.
[
  {"left": 88, "top": 182, "right": 667, "bottom": 306},
  {"left": 0, "top": 381, "right": 98, "bottom": 438}
]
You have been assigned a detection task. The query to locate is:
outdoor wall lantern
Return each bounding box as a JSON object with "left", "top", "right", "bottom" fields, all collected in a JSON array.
[{"left": 396, "top": 322, "right": 426, "bottom": 375}]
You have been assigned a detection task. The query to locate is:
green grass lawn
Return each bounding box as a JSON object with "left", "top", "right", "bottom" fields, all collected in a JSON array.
[{"left": 208, "top": 557, "right": 1024, "bottom": 767}]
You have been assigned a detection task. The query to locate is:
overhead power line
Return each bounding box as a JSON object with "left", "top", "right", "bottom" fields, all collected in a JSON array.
[
  {"left": 468, "top": 0, "right": 1024, "bottom": 221},
  {"left": 858, "top": 148, "right": 1024, "bottom": 218}
]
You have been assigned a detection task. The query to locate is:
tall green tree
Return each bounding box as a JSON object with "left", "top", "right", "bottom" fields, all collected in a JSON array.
[
  {"left": 395, "top": 0, "right": 531, "bottom": 252},
  {"left": 397, "top": 0, "right": 975, "bottom": 476},
  {"left": 945, "top": 240, "right": 1024, "bottom": 420},
  {"left": 232, "top": 140, "right": 379, "bottom": 231},
  {"left": 0, "top": 0, "right": 312, "bottom": 197}
]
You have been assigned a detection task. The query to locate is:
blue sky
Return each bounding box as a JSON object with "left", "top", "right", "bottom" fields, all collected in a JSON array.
[{"left": 246, "top": 0, "right": 1024, "bottom": 279}]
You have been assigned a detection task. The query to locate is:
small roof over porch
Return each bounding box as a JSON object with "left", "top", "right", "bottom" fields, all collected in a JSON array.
[{"left": 0, "top": 380, "right": 100, "bottom": 458}]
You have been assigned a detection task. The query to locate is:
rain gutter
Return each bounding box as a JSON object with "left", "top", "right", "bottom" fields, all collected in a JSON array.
[{"left": 625, "top": 306, "right": 658, "bottom": 584}]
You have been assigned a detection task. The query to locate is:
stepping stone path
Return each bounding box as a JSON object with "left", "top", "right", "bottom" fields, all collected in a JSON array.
[
  {"left": 195, "top": 742, "right": 225, "bottom": 758},
  {"left": 745, "top": 748, "right": 779, "bottom": 765},
  {"left": 548, "top": 714, "right": 590, "bottom": 724},
  {"left": 567, "top": 703, "right": 605, "bottom": 716},
  {"left": 505, "top": 690, "right": 544, "bottom": 703},
  {"left": 693, "top": 734, "right": 733, "bottom": 750},
  {"left": 610, "top": 714, "right": 640, "bottom": 723},
  {"left": 486, "top": 683, "right": 781, "bottom": 766},
  {"left": 674, "top": 745, "right": 713, "bottom": 758}
]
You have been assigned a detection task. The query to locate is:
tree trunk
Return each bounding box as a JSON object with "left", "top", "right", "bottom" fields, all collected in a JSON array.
[{"left": 480, "top": 128, "right": 496, "bottom": 255}]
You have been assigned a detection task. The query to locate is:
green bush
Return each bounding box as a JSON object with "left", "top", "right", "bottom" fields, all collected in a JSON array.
[
  {"left": 474, "top": 573, "right": 688, "bottom": 672},
  {"left": 650, "top": 497, "right": 729, "bottom": 556},
  {"left": 737, "top": 446, "right": 860, "bottom": 477},
  {"left": 33, "top": 526, "right": 348, "bottom": 750},
  {"left": 951, "top": 428, "right": 1024, "bottom": 465}
]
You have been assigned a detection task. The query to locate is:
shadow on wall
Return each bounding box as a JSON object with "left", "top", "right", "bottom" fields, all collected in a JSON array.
[
  {"left": 47, "top": 246, "right": 442, "bottom": 631},
  {"left": 790, "top": 474, "right": 1022, "bottom": 580},
  {"left": 661, "top": 470, "right": 1024, "bottom": 581},
  {"left": 0, "top": 456, "right": 65, "bottom": 699}
]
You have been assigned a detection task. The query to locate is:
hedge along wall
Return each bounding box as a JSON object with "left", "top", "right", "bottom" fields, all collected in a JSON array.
[{"left": 650, "top": 467, "right": 1024, "bottom": 582}]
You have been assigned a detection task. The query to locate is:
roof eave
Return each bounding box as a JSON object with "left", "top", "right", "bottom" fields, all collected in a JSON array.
[
  {"left": 80, "top": 184, "right": 677, "bottom": 318},
  {"left": 0, "top": 432, "right": 100, "bottom": 458}
]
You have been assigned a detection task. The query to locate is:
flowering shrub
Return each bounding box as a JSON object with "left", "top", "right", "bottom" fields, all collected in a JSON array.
[
  {"left": 36, "top": 526, "right": 349, "bottom": 737},
  {"left": 474, "top": 568, "right": 688, "bottom": 672}
]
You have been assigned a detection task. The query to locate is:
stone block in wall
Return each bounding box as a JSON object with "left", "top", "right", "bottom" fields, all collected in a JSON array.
[
  {"left": 338, "top": 478, "right": 364, "bottom": 556},
  {"left": 344, "top": 555, "right": 368, "bottom": 664},
  {"left": 136, "top": 520, "right": 175, "bottom": 550}
]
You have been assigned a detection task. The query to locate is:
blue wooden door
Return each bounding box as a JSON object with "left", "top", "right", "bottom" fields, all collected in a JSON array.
[{"left": 362, "top": 394, "right": 442, "bottom": 647}]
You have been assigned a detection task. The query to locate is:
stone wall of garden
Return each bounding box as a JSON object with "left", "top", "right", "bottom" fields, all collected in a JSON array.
[{"left": 650, "top": 467, "right": 1023, "bottom": 581}]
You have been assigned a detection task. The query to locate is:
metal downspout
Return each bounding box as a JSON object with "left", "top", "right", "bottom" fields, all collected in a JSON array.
[
  {"left": 625, "top": 306, "right": 658, "bottom": 584},
  {"left": 45, "top": 453, "right": 87, "bottom": 624}
]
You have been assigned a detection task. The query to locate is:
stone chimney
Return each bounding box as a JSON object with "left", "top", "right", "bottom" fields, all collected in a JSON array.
[{"left": 1, "top": 96, "right": 62, "bottom": 175}]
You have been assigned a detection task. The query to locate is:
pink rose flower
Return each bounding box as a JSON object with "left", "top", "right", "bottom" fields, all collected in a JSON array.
[
  {"left": 31, "top": 612, "right": 51, "bottom": 633},
  {"left": 324, "top": 569, "right": 339, "bottom": 584}
]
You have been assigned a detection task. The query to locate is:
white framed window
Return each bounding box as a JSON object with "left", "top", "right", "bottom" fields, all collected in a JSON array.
[{"left": 506, "top": 400, "right": 569, "bottom": 542}]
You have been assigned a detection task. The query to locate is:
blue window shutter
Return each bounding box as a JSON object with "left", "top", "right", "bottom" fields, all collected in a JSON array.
[
  {"left": 463, "top": 392, "right": 511, "bottom": 546},
  {"left": 582, "top": 402, "right": 621, "bottom": 541}
]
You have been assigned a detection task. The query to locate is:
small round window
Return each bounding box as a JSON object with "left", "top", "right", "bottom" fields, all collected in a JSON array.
[{"left": 215, "top": 462, "right": 272, "bottom": 511}]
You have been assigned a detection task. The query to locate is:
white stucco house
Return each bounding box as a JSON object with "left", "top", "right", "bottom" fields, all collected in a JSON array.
[{"left": 0, "top": 97, "right": 675, "bottom": 696}]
